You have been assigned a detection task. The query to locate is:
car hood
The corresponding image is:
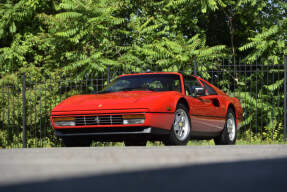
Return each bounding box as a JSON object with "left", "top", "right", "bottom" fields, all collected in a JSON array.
[{"left": 52, "top": 91, "right": 177, "bottom": 112}]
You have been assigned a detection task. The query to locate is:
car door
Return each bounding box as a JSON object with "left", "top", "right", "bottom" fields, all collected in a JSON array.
[
  {"left": 199, "top": 80, "right": 226, "bottom": 131},
  {"left": 200, "top": 80, "right": 226, "bottom": 118},
  {"left": 184, "top": 77, "right": 223, "bottom": 134}
]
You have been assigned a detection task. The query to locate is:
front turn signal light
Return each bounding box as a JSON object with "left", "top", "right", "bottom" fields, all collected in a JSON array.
[
  {"left": 122, "top": 114, "right": 145, "bottom": 125},
  {"left": 53, "top": 117, "right": 75, "bottom": 127}
]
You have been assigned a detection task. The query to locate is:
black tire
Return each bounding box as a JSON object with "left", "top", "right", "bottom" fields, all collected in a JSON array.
[
  {"left": 124, "top": 140, "right": 147, "bottom": 146},
  {"left": 62, "top": 136, "right": 92, "bottom": 147},
  {"left": 165, "top": 103, "right": 191, "bottom": 146},
  {"left": 214, "top": 108, "right": 237, "bottom": 145}
]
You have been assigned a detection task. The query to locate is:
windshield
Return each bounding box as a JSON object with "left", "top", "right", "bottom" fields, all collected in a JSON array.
[{"left": 101, "top": 74, "right": 182, "bottom": 93}]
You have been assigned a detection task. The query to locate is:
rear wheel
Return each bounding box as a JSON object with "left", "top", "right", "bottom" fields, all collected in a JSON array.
[
  {"left": 124, "top": 140, "right": 147, "bottom": 146},
  {"left": 62, "top": 137, "right": 92, "bottom": 147},
  {"left": 214, "top": 108, "right": 237, "bottom": 145},
  {"left": 165, "top": 103, "right": 191, "bottom": 145}
]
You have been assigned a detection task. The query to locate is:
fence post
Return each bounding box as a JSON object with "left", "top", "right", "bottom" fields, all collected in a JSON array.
[
  {"left": 107, "top": 66, "right": 110, "bottom": 84},
  {"left": 22, "top": 74, "right": 27, "bottom": 148},
  {"left": 284, "top": 56, "right": 287, "bottom": 142},
  {"left": 193, "top": 60, "right": 197, "bottom": 76}
]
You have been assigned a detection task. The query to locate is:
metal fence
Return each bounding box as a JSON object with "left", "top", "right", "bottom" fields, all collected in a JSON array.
[{"left": 0, "top": 57, "right": 286, "bottom": 148}]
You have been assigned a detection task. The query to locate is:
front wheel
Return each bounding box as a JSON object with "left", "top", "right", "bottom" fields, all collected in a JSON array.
[
  {"left": 165, "top": 103, "right": 191, "bottom": 145},
  {"left": 214, "top": 108, "right": 237, "bottom": 145}
]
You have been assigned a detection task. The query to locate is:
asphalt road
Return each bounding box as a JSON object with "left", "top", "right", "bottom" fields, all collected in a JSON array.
[{"left": 0, "top": 145, "right": 287, "bottom": 192}]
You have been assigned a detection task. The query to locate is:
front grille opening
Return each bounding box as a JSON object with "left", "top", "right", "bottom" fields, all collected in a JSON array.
[{"left": 75, "top": 115, "right": 123, "bottom": 126}]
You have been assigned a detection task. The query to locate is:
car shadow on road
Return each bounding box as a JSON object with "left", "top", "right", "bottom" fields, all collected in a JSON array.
[{"left": 1, "top": 157, "right": 286, "bottom": 192}]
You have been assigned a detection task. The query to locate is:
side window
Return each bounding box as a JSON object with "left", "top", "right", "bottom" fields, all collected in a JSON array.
[
  {"left": 201, "top": 81, "right": 217, "bottom": 95},
  {"left": 183, "top": 77, "right": 203, "bottom": 96}
]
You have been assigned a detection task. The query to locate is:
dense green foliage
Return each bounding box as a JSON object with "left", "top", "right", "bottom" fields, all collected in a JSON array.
[{"left": 0, "top": 0, "right": 286, "bottom": 147}]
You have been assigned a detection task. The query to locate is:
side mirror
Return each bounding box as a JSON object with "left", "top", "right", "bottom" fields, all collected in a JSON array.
[{"left": 193, "top": 87, "right": 205, "bottom": 97}]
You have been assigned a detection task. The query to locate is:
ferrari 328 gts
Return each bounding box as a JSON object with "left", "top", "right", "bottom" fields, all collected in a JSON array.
[{"left": 50, "top": 72, "right": 243, "bottom": 146}]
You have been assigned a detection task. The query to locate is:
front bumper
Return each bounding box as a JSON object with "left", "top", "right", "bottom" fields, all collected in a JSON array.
[
  {"left": 55, "top": 126, "right": 153, "bottom": 137},
  {"left": 51, "top": 111, "right": 174, "bottom": 132},
  {"left": 54, "top": 126, "right": 169, "bottom": 142}
]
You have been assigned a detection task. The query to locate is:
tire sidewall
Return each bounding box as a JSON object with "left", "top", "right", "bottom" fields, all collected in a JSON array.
[{"left": 217, "top": 109, "right": 237, "bottom": 145}]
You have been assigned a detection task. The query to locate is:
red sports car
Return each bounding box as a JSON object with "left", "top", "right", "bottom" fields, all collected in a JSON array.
[{"left": 50, "top": 72, "right": 243, "bottom": 146}]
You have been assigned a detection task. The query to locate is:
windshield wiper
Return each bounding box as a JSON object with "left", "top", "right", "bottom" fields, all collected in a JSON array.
[
  {"left": 120, "top": 87, "right": 154, "bottom": 91},
  {"left": 97, "top": 90, "right": 113, "bottom": 94}
]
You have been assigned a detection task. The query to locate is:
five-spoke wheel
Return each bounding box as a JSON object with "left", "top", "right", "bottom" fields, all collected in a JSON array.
[
  {"left": 165, "top": 103, "right": 191, "bottom": 145},
  {"left": 214, "top": 108, "right": 237, "bottom": 145},
  {"left": 173, "top": 108, "right": 190, "bottom": 141}
]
